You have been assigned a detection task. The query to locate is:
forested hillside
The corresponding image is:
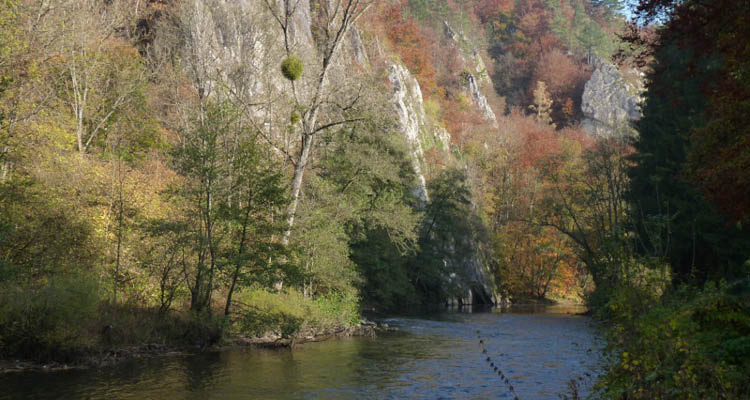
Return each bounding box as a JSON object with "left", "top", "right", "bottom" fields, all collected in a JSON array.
[{"left": 1, "top": 0, "right": 748, "bottom": 396}]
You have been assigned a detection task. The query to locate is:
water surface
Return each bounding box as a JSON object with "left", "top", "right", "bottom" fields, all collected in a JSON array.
[{"left": 1, "top": 306, "right": 602, "bottom": 399}]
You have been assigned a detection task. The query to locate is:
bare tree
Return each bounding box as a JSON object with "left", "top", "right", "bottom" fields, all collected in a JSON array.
[
  {"left": 52, "top": 0, "right": 145, "bottom": 154},
  {"left": 263, "top": 0, "right": 372, "bottom": 247}
]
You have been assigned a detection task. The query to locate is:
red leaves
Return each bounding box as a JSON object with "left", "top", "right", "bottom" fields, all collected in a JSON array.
[
  {"left": 473, "top": 0, "right": 515, "bottom": 23},
  {"left": 443, "top": 99, "right": 485, "bottom": 146},
  {"left": 379, "top": 3, "right": 439, "bottom": 97},
  {"left": 532, "top": 49, "right": 592, "bottom": 125}
]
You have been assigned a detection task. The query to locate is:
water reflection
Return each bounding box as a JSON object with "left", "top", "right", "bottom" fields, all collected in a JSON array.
[{"left": 0, "top": 306, "right": 601, "bottom": 400}]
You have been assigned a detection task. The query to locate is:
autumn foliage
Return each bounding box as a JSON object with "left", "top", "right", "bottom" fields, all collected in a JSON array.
[{"left": 377, "top": 3, "right": 440, "bottom": 97}]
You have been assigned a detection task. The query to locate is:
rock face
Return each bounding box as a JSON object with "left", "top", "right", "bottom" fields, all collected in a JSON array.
[
  {"left": 387, "top": 64, "right": 431, "bottom": 204},
  {"left": 348, "top": 26, "right": 368, "bottom": 67},
  {"left": 464, "top": 72, "right": 499, "bottom": 128},
  {"left": 387, "top": 63, "right": 495, "bottom": 305},
  {"left": 183, "top": 0, "right": 497, "bottom": 307},
  {"left": 441, "top": 21, "right": 498, "bottom": 128},
  {"left": 445, "top": 235, "right": 497, "bottom": 306},
  {"left": 581, "top": 62, "right": 642, "bottom": 136}
]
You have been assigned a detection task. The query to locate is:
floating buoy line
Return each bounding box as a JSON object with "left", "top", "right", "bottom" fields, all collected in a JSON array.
[
  {"left": 477, "top": 328, "right": 598, "bottom": 399},
  {"left": 477, "top": 329, "right": 520, "bottom": 400}
]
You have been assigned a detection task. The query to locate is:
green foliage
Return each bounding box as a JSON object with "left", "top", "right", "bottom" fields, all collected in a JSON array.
[
  {"left": 0, "top": 177, "right": 97, "bottom": 285},
  {"left": 628, "top": 42, "right": 750, "bottom": 283},
  {"left": 351, "top": 227, "right": 418, "bottom": 310},
  {"left": 280, "top": 54, "right": 304, "bottom": 81},
  {"left": 0, "top": 272, "right": 100, "bottom": 360},
  {"left": 294, "top": 176, "right": 359, "bottom": 294},
  {"left": 161, "top": 100, "right": 291, "bottom": 313},
  {"left": 596, "top": 281, "right": 750, "bottom": 399},
  {"left": 234, "top": 288, "right": 358, "bottom": 338},
  {"left": 405, "top": 167, "right": 486, "bottom": 306},
  {"left": 304, "top": 115, "right": 421, "bottom": 310}
]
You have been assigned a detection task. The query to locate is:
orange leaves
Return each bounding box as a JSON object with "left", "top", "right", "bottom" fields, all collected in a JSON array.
[
  {"left": 533, "top": 49, "right": 590, "bottom": 102},
  {"left": 531, "top": 49, "right": 591, "bottom": 125},
  {"left": 503, "top": 110, "right": 559, "bottom": 169},
  {"left": 441, "top": 98, "right": 484, "bottom": 146},
  {"left": 379, "top": 3, "right": 439, "bottom": 97},
  {"left": 474, "top": 0, "right": 515, "bottom": 23}
]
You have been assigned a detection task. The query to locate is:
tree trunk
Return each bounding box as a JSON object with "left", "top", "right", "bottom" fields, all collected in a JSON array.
[{"left": 282, "top": 132, "right": 314, "bottom": 246}]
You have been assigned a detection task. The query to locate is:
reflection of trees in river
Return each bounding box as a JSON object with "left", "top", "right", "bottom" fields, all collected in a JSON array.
[{"left": 181, "top": 351, "right": 224, "bottom": 394}]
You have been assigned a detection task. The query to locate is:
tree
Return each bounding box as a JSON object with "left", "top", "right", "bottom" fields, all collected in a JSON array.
[
  {"left": 534, "top": 135, "right": 633, "bottom": 294},
  {"left": 263, "top": 0, "right": 373, "bottom": 251},
  {"left": 168, "top": 102, "right": 228, "bottom": 313},
  {"left": 532, "top": 49, "right": 590, "bottom": 126},
  {"left": 627, "top": 41, "right": 750, "bottom": 283},
  {"left": 300, "top": 105, "right": 420, "bottom": 307},
  {"left": 529, "top": 80, "right": 554, "bottom": 127},
  {"left": 158, "top": 101, "right": 288, "bottom": 314},
  {"left": 220, "top": 138, "right": 288, "bottom": 316},
  {"left": 51, "top": 0, "right": 146, "bottom": 154}
]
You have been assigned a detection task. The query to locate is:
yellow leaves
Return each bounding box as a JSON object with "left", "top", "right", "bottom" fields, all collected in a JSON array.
[{"left": 529, "top": 80, "right": 555, "bottom": 128}]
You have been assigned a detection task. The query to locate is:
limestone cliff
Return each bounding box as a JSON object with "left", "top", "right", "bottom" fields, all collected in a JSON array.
[
  {"left": 443, "top": 21, "right": 498, "bottom": 128},
  {"left": 581, "top": 61, "right": 643, "bottom": 136},
  {"left": 178, "top": 0, "right": 497, "bottom": 306},
  {"left": 387, "top": 64, "right": 431, "bottom": 204},
  {"left": 387, "top": 63, "right": 495, "bottom": 305}
]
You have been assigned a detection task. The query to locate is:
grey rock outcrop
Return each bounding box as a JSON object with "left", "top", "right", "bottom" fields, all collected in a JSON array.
[
  {"left": 442, "top": 21, "right": 498, "bottom": 128},
  {"left": 464, "top": 72, "right": 499, "bottom": 128},
  {"left": 276, "top": 0, "right": 313, "bottom": 44},
  {"left": 388, "top": 63, "right": 495, "bottom": 306},
  {"left": 348, "top": 26, "right": 368, "bottom": 67},
  {"left": 581, "top": 62, "right": 642, "bottom": 136},
  {"left": 388, "top": 64, "right": 430, "bottom": 204},
  {"left": 443, "top": 20, "right": 459, "bottom": 43}
]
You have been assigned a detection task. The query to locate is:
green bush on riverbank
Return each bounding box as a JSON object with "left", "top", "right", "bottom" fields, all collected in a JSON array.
[
  {"left": 234, "top": 288, "right": 360, "bottom": 339},
  {"left": 0, "top": 280, "right": 359, "bottom": 362},
  {"left": 0, "top": 272, "right": 100, "bottom": 361},
  {"left": 594, "top": 281, "right": 750, "bottom": 399}
]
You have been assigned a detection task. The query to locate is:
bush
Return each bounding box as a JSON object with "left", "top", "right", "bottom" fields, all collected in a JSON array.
[
  {"left": 280, "top": 54, "right": 304, "bottom": 81},
  {"left": 0, "top": 272, "right": 100, "bottom": 360},
  {"left": 233, "top": 288, "right": 359, "bottom": 339},
  {"left": 595, "top": 281, "right": 750, "bottom": 399},
  {"left": 96, "top": 304, "right": 226, "bottom": 348}
]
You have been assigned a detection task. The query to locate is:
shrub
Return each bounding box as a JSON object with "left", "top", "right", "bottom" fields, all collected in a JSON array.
[
  {"left": 595, "top": 281, "right": 750, "bottom": 399},
  {"left": 96, "top": 303, "right": 226, "bottom": 348},
  {"left": 0, "top": 272, "right": 100, "bottom": 360},
  {"left": 280, "top": 54, "right": 304, "bottom": 81},
  {"left": 233, "top": 288, "right": 359, "bottom": 339}
]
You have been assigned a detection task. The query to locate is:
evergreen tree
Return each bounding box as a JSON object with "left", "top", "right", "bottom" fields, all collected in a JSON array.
[{"left": 627, "top": 42, "right": 750, "bottom": 283}]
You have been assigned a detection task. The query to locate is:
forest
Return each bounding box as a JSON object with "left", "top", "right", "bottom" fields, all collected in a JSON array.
[{"left": 0, "top": 0, "right": 748, "bottom": 398}]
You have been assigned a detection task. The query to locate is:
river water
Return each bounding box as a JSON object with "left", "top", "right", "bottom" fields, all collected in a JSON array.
[{"left": 0, "top": 305, "right": 602, "bottom": 399}]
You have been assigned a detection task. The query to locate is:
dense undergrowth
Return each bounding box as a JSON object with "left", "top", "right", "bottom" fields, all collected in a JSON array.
[
  {"left": 593, "top": 281, "right": 750, "bottom": 399},
  {"left": 0, "top": 276, "right": 359, "bottom": 362}
]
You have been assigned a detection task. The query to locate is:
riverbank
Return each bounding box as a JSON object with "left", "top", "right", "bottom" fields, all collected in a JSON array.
[
  {"left": 0, "top": 307, "right": 602, "bottom": 399},
  {"left": 0, "top": 319, "right": 388, "bottom": 375},
  {"left": 593, "top": 281, "right": 750, "bottom": 398}
]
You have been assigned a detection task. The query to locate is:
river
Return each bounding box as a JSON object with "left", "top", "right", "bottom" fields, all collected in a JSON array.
[{"left": 0, "top": 305, "right": 602, "bottom": 399}]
